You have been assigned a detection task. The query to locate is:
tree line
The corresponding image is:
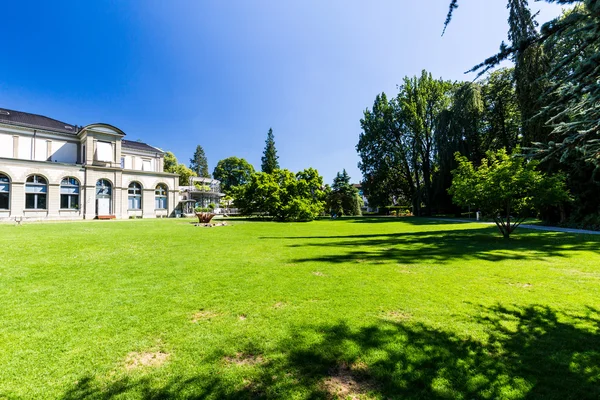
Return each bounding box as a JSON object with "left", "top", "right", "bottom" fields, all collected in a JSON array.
[
  {"left": 164, "top": 128, "right": 362, "bottom": 221},
  {"left": 358, "top": 1, "right": 599, "bottom": 229}
]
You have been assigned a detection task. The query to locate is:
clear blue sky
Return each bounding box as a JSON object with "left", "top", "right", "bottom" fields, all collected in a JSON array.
[{"left": 0, "top": 0, "right": 564, "bottom": 184}]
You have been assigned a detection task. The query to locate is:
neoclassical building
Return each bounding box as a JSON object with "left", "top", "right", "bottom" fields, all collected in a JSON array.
[{"left": 0, "top": 107, "right": 179, "bottom": 221}]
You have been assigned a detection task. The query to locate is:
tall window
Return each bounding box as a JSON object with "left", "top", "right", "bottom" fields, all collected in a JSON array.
[
  {"left": 155, "top": 184, "right": 167, "bottom": 209},
  {"left": 0, "top": 174, "right": 9, "bottom": 210},
  {"left": 128, "top": 182, "right": 142, "bottom": 209},
  {"left": 25, "top": 175, "right": 47, "bottom": 209},
  {"left": 95, "top": 141, "right": 113, "bottom": 162},
  {"left": 60, "top": 177, "right": 80, "bottom": 209}
]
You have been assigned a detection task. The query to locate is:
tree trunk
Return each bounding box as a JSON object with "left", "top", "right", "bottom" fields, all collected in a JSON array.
[{"left": 505, "top": 205, "right": 511, "bottom": 239}]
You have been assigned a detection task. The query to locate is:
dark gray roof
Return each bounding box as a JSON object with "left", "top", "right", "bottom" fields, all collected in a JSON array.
[
  {"left": 122, "top": 139, "right": 164, "bottom": 154},
  {"left": 1, "top": 107, "right": 164, "bottom": 154},
  {"left": 0, "top": 107, "right": 78, "bottom": 134}
]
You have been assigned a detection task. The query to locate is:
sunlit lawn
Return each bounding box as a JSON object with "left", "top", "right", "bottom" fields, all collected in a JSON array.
[{"left": 0, "top": 217, "right": 599, "bottom": 399}]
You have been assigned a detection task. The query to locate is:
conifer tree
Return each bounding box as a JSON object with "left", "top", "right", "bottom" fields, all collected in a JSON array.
[
  {"left": 189, "top": 145, "right": 210, "bottom": 178},
  {"left": 261, "top": 128, "right": 280, "bottom": 174},
  {"left": 328, "top": 169, "right": 363, "bottom": 216},
  {"left": 507, "top": 0, "right": 550, "bottom": 145}
]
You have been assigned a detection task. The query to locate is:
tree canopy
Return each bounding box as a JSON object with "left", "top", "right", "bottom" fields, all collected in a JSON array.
[
  {"left": 444, "top": 0, "right": 600, "bottom": 165},
  {"left": 233, "top": 168, "right": 325, "bottom": 221},
  {"left": 327, "top": 169, "right": 362, "bottom": 216},
  {"left": 357, "top": 1, "right": 598, "bottom": 229},
  {"left": 357, "top": 71, "right": 454, "bottom": 215},
  {"left": 164, "top": 151, "right": 197, "bottom": 186},
  {"left": 212, "top": 157, "right": 255, "bottom": 194},
  {"left": 449, "top": 149, "right": 569, "bottom": 238}
]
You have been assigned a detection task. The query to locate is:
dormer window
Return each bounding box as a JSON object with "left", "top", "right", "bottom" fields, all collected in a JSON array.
[{"left": 95, "top": 141, "right": 113, "bottom": 162}]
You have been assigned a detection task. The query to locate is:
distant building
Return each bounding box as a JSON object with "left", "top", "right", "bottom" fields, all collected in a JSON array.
[
  {"left": 0, "top": 107, "right": 179, "bottom": 221},
  {"left": 179, "top": 176, "right": 225, "bottom": 215}
]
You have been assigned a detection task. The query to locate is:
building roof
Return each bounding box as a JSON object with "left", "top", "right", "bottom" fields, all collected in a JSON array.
[
  {"left": 0, "top": 107, "right": 78, "bottom": 134},
  {"left": 0, "top": 107, "right": 164, "bottom": 154},
  {"left": 122, "top": 139, "right": 164, "bottom": 154}
]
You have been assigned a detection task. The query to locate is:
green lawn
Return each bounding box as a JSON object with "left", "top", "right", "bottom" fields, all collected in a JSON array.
[{"left": 1, "top": 217, "right": 599, "bottom": 399}]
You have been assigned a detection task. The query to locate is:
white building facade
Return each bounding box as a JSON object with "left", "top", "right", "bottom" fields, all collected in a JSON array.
[{"left": 0, "top": 108, "right": 179, "bottom": 221}]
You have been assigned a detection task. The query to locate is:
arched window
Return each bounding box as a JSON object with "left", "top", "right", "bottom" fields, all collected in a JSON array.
[
  {"left": 128, "top": 182, "right": 142, "bottom": 210},
  {"left": 155, "top": 184, "right": 168, "bottom": 209},
  {"left": 0, "top": 174, "right": 9, "bottom": 210},
  {"left": 96, "top": 179, "right": 112, "bottom": 197},
  {"left": 60, "top": 177, "right": 80, "bottom": 209},
  {"left": 25, "top": 175, "right": 47, "bottom": 209}
]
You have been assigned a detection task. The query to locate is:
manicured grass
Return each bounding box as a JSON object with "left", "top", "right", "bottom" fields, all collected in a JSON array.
[{"left": 1, "top": 217, "right": 599, "bottom": 399}]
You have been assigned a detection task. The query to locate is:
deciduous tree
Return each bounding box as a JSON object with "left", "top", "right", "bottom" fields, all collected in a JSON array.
[
  {"left": 449, "top": 149, "right": 569, "bottom": 238},
  {"left": 212, "top": 157, "right": 255, "bottom": 194},
  {"left": 233, "top": 168, "right": 325, "bottom": 221},
  {"left": 164, "top": 151, "right": 197, "bottom": 186}
]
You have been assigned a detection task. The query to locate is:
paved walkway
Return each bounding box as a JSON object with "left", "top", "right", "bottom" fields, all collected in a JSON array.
[{"left": 428, "top": 217, "right": 600, "bottom": 235}]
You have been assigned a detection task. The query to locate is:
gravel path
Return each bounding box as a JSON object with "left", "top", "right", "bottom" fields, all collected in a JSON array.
[{"left": 428, "top": 218, "right": 600, "bottom": 235}]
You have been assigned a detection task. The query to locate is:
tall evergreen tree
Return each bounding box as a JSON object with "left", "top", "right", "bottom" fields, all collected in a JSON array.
[
  {"left": 189, "top": 145, "right": 210, "bottom": 178},
  {"left": 507, "top": 0, "right": 550, "bottom": 145},
  {"left": 261, "top": 128, "right": 280, "bottom": 173},
  {"left": 332, "top": 169, "right": 351, "bottom": 190}
]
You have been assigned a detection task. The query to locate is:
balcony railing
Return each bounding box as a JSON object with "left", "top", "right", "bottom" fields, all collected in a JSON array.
[{"left": 181, "top": 185, "right": 222, "bottom": 194}]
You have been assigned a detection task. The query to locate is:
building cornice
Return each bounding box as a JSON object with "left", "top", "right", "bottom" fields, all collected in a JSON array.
[
  {"left": 0, "top": 156, "right": 84, "bottom": 169},
  {"left": 121, "top": 169, "right": 179, "bottom": 178}
]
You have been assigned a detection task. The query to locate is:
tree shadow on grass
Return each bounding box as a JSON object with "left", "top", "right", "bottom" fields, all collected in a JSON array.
[
  {"left": 60, "top": 304, "right": 600, "bottom": 399},
  {"left": 347, "top": 216, "right": 465, "bottom": 225},
  {"left": 262, "top": 227, "right": 600, "bottom": 265}
]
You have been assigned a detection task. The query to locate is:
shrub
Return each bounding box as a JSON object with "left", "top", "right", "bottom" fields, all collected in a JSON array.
[{"left": 233, "top": 168, "right": 326, "bottom": 221}]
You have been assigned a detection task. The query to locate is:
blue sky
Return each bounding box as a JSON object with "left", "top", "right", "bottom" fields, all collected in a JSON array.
[{"left": 0, "top": 0, "right": 564, "bottom": 184}]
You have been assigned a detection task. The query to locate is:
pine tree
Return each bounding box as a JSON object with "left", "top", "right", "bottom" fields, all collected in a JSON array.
[
  {"left": 332, "top": 169, "right": 351, "bottom": 191},
  {"left": 261, "top": 128, "right": 280, "bottom": 173},
  {"left": 189, "top": 145, "right": 210, "bottom": 178}
]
